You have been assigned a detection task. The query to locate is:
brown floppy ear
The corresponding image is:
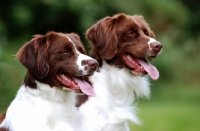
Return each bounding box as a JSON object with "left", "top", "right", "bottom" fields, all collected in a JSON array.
[
  {"left": 86, "top": 14, "right": 126, "bottom": 60},
  {"left": 16, "top": 35, "right": 50, "bottom": 79}
]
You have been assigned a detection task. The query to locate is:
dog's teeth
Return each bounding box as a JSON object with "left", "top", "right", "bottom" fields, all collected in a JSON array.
[
  {"left": 126, "top": 55, "right": 132, "bottom": 60},
  {"left": 61, "top": 74, "right": 65, "bottom": 78},
  {"left": 60, "top": 74, "right": 73, "bottom": 83},
  {"left": 62, "top": 76, "right": 69, "bottom": 82}
]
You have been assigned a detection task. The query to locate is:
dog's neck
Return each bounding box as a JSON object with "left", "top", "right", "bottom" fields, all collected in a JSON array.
[
  {"left": 87, "top": 60, "right": 150, "bottom": 123},
  {"left": 20, "top": 78, "right": 74, "bottom": 103},
  {"left": 23, "top": 71, "right": 37, "bottom": 89},
  {"left": 93, "top": 60, "right": 150, "bottom": 98}
]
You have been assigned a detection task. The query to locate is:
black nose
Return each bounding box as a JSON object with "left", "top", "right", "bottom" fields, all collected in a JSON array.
[
  {"left": 87, "top": 59, "right": 99, "bottom": 70},
  {"left": 150, "top": 42, "right": 162, "bottom": 52}
]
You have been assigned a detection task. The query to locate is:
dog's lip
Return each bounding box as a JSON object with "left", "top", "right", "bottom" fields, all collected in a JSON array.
[
  {"left": 122, "top": 53, "right": 159, "bottom": 80},
  {"left": 56, "top": 73, "right": 80, "bottom": 91},
  {"left": 122, "top": 53, "right": 147, "bottom": 74},
  {"left": 56, "top": 73, "right": 95, "bottom": 96},
  {"left": 148, "top": 56, "right": 156, "bottom": 61}
]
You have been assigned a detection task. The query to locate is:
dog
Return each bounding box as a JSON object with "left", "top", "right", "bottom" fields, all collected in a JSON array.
[
  {"left": 0, "top": 31, "right": 98, "bottom": 131},
  {"left": 76, "top": 13, "right": 162, "bottom": 131}
]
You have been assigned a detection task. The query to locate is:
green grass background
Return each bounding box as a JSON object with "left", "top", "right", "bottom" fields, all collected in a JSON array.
[{"left": 130, "top": 84, "right": 200, "bottom": 131}]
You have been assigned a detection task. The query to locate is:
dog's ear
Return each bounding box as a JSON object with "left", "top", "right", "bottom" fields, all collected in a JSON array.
[
  {"left": 16, "top": 34, "right": 50, "bottom": 79},
  {"left": 86, "top": 14, "right": 126, "bottom": 60}
]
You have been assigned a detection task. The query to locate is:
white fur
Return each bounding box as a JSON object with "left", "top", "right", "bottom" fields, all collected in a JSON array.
[
  {"left": 77, "top": 61, "right": 150, "bottom": 131},
  {"left": 147, "top": 37, "right": 157, "bottom": 48},
  {"left": 0, "top": 81, "right": 79, "bottom": 131},
  {"left": 76, "top": 53, "right": 96, "bottom": 75}
]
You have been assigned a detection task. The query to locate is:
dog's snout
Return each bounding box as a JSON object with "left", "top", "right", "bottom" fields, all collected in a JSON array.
[
  {"left": 150, "top": 42, "right": 162, "bottom": 52},
  {"left": 87, "top": 60, "right": 99, "bottom": 70}
]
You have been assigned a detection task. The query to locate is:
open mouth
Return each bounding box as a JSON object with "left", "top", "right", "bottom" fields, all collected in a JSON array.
[
  {"left": 123, "top": 53, "right": 159, "bottom": 80},
  {"left": 56, "top": 73, "right": 95, "bottom": 96}
]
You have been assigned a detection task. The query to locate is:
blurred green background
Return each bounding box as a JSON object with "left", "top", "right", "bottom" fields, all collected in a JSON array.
[{"left": 0, "top": 0, "right": 200, "bottom": 131}]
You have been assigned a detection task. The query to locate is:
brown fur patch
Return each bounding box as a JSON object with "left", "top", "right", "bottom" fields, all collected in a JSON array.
[{"left": 0, "top": 111, "right": 6, "bottom": 124}]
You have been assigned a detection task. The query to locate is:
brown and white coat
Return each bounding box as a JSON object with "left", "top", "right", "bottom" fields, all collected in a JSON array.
[
  {"left": 0, "top": 32, "right": 98, "bottom": 131},
  {"left": 77, "top": 13, "right": 162, "bottom": 131}
]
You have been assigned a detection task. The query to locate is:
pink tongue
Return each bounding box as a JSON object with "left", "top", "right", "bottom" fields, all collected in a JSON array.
[
  {"left": 137, "top": 59, "right": 159, "bottom": 80},
  {"left": 73, "top": 78, "right": 95, "bottom": 96}
]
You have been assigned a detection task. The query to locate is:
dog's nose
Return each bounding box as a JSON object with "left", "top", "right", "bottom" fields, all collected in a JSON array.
[
  {"left": 150, "top": 42, "right": 162, "bottom": 52},
  {"left": 87, "top": 59, "right": 99, "bottom": 70}
]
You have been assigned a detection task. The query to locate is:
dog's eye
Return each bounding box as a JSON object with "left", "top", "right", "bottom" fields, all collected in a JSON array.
[
  {"left": 127, "top": 31, "right": 136, "bottom": 37},
  {"left": 143, "top": 30, "right": 149, "bottom": 36},
  {"left": 62, "top": 50, "right": 69, "bottom": 55}
]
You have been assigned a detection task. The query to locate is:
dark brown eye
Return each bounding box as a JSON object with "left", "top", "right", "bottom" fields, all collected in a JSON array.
[{"left": 143, "top": 30, "right": 149, "bottom": 36}]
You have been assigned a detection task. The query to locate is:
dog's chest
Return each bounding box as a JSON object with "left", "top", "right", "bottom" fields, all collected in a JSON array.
[
  {"left": 77, "top": 63, "right": 150, "bottom": 131},
  {"left": 3, "top": 85, "right": 78, "bottom": 131}
]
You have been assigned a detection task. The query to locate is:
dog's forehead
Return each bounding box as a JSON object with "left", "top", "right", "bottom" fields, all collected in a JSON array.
[
  {"left": 131, "top": 16, "right": 149, "bottom": 29},
  {"left": 117, "top": 16, "right": 143, "bottom": 32},
  {"left": 65, "top": 34, "right": 85, "bottom": 53},
  {"left": 65, "top": 34, "right": 81, "bottom": 47}
]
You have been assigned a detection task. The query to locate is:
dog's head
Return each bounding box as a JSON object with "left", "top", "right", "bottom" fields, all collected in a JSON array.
[
  {"left": 16, "top": 31, "right": 98, "bottom": 96},
  {"left": 86, "top": 14, "right": 162, "bottom": 80}
]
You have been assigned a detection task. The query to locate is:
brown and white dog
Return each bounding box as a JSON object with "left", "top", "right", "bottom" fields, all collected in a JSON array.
[
  {"left": 0, "top": 32, "right": 98, "bottom": 131},
  {"left": 77, "top": 14, "right": 162, "bottom": 131}
]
